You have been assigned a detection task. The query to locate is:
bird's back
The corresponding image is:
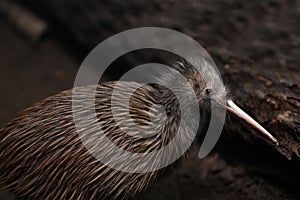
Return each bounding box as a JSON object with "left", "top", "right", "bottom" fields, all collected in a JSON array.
[{"left": 0, "top": 82, "right": 180, "bottom": 200}]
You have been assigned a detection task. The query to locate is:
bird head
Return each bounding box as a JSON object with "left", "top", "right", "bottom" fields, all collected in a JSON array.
[{"left": 159, "top": 56, "right": 278, "bottom": 145}]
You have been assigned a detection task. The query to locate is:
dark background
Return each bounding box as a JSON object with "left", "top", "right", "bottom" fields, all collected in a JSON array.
[{"left": 0, "top": 0, "right": 299, "bottom": 199}]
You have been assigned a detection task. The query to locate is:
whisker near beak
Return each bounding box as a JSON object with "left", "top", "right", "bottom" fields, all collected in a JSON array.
[{"left": 226, "top": 100, "right": 279, "bottom": 145}]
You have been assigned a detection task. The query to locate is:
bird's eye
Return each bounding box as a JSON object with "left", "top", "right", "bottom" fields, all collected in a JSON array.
[{"left": 205, "top": 88, "right": 212, "bottom": 95}]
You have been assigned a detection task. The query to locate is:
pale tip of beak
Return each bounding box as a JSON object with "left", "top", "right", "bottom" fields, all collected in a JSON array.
[{"left": 226, "top": 100, "right": 279, "bottom": 145}]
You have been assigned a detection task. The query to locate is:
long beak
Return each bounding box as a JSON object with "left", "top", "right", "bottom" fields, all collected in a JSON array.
[{"left": 226, "top": 100, "right": 279, "bottom": 145}]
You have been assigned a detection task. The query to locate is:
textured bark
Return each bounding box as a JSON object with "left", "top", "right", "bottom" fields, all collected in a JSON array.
[{"left": 221, "top": 57, "right": 300, "bottom": 159}]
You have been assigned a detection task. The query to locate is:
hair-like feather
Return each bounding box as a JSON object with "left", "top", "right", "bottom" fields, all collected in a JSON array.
[
  {"left": 0, "top": 81, "right": 187, "bottom": 200},
  {"left": 0, "top": 58, "right": 228, "bottom": 200}
]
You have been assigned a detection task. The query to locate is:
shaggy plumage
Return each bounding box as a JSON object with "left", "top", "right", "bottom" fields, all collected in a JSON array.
[{"left": 0, "top": 58, "right": 226, "bottom": 200}]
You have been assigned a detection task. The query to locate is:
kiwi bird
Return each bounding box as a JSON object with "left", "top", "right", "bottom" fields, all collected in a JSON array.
[{"left": 0, "top": 58, "right": 278, "bottom": 200}]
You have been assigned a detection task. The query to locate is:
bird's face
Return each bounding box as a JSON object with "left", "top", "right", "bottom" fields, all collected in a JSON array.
[
  {"left": 176, "top": 57, "right": 227, "bottom": 111},
  {"left": 156, "top": 57, "right": 277, "bottom": 144},
  {"left": 189, "top": 70, "right": 227, "bottom": 110},
  {"left": 175, "top": 57, "right": 278, "bottom": 144}
]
